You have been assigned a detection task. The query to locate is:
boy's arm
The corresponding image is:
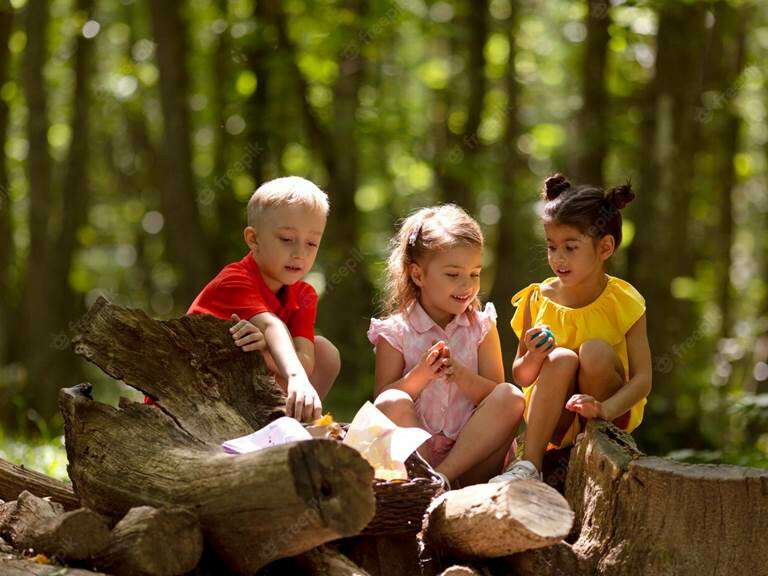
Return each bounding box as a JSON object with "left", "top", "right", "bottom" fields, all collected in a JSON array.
[
  {"left": 246, "top": 312, "right": 321, "bottom": 421},
  {"left": 599, "top": 313, "right": 652, "bottom": 420}
]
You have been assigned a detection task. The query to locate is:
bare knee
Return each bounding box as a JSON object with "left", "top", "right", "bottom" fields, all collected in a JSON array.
[
  {"left": 314, "top": 336, "right": 341, "bottom": 378},
  {"left": 578, "top": 339, "right": 617, "bottom": 378},
  {"left": 373, "top": 388, "right": 414, "bottom": 419},
  {"left": 489, "top": 382, "right": 525, "bottom": 417},
  {"left": 542, "top": 347, "right": 579, "bottom": 375}
]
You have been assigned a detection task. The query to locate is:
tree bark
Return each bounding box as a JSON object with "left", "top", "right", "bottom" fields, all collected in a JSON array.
[
  {"left": 147, "top": 0, "right": 212, "bottom": 305},
  {"left": 92, "top": 506, "right": 202, "bottom": 576},
  {"left": 16, "top": 507, "right": 111, "bottom": 563},
  {"left": 293, "top": 545, "right": 372, "bottom": 576},
  {"left": 0, "top": 457, "right": 79, "bottom": 511},
  {"left": 560, "top": 420, "right": 766, "bottom": 575},
  {"left": 422, "top": 480, "right": 574, "bottom": 559},
  {"left": 61, "top": 298, "right": 376, "bottom": 574}
]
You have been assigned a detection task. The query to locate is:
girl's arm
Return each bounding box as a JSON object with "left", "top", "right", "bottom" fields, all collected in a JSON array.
[
  {"left": 599, "top": 313, "right": 652, "bottom": 420},
  {"left": 373, "top": 339, "right": 444, "bottom": 400},
  {"left": 449, "top": 323, "right": 504, "bottom": 405},
  {"left": 511, "top": 295, "right": 548, "bottom": 388}
]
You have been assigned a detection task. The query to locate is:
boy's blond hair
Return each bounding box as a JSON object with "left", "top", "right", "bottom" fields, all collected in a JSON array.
[{"left": 247, "top": 176, "right": 329, "bottom": 229}]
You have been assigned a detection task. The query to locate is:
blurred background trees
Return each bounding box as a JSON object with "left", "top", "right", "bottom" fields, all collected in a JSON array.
[{"left": 0, "top": 0, "right": 766, "bottom": 478}]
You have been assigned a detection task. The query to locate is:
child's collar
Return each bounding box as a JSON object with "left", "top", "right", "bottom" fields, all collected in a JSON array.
[{"left": 406, "top": 300, "right": 470, "bottom": 334}]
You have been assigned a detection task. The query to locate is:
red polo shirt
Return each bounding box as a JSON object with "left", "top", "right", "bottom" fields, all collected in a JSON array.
[
  {"left": 144, "top": 253, "right": 317, "bottom": 405},
  {"left": 187, "top": 252, "right": 318, "bottom": 341}
]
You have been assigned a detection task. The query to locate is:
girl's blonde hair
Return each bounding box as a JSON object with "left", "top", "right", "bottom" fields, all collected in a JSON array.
[{"left": 383, "top": 204, "right": 484, "bottom": 316}]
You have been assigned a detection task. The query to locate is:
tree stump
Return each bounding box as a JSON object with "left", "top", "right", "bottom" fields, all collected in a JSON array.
[
  {"left": 505, "top": 420, "right": 768, "bottom": 576},
  {"left": 60, "top": 297, "right": 376, "bottom": 574}
]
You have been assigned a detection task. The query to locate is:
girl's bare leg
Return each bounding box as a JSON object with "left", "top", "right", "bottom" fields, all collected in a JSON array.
[
  {"left": 520, "top": 348, "right": 580, "bottom": 472},
  {"left": 576, "top": 339, "right": 627, "bottom": 425},
  {"left": 374, "top": 388, "right": 433, "bottom": 462},
  {"left": 435, "top": 383, "right": 525, "bottom": 483}
]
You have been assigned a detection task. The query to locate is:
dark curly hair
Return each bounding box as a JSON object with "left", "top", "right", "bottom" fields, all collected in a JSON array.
[{"left": 540, "top": 173, "right": 635, "bottom": 249}]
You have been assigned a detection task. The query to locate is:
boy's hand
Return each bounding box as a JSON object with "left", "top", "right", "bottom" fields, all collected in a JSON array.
[
  {"left": 230, "top": 314, "right": 266, "bottom": 352},
  {"left": 565, "top": 394, "right": 604, "bottom": 419},
  {"left": 524, "top": 325, "right": 556, "bottom": 358},
  {"left": 286, "top": 374, "right": 322, "bottom": 422},
  {"left": 415, "top": 341, "right": 450, "bottom": 382}
]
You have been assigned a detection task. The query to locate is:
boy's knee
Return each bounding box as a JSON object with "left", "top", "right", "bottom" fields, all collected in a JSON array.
[
  {"left": 315, "top": 336, "right": 341, "bottom": 375},
  {"left": 578, "top": 339, "right": 615, "bottom": 375},
  {"left": 374, "top": 388, "right": 413, "bottom": 417}
]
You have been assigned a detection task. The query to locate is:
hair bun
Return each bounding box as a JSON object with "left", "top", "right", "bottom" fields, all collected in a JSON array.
[
  {"left": 543, "top": 173, "right": 571, "bottom": 200},
  {"left": 606, "top": 181, "right": 635, "bottom": 210}
]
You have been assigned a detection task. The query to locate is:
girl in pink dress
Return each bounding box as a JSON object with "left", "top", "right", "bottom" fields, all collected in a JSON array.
[{"left": 368, "top": 204, "right": 525, "bottom": 488}]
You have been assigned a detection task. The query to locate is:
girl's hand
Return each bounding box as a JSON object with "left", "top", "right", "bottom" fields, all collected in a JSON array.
[
  {"left": 524, "top": 325, "right": 556, "bottom": 358},
  {"left": 230, "top": 314, "right": 266, "bottom": 352},
  {"left": 565, "top": 394, "right": 604, "bottom": 420},
  {"left": 435, "top": 345, "right": 467, "bottom": 383},
  {"left": 415, "top": 340, "right": 450, "bottom": 381}
]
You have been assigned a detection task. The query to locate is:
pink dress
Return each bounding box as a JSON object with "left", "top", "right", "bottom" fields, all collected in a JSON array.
[{"left": 368, "top": 301, "right": 504, "bottom": 467}]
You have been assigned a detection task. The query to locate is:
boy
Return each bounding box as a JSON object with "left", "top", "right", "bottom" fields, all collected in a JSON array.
[{"left": 156, "top": 176, "right": 340, "bottom": 421}]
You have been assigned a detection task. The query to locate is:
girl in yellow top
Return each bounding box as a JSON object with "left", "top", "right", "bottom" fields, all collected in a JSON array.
[{"left": 490, "top": 173, "right": 652, "bottom": 483}]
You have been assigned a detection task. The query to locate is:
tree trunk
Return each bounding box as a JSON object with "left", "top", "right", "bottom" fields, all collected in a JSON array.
[
  {"left": 61, "top": 298, "right": 376, "bottom": 574},
  {"left": 422, "top": 480, "right": 574, "bottom": 559},
  {"left": 48, "top": 0, "right": 96, "bottom": 412},
  {"left": 434, "top": 0, "right": 488, "bottom": 213},
  {"left": 92, "top": 506, "right": 202, "bottom": 576},
  {"left": 147, "top": 0, "right": 212, "bottom": 306},
  {"left": 0, "top": 2, "right": 14, "bottom": 369},
  {"left": 271, "top": 0, "right": 374, "bottom": 390},
  {"left": 575, "top": 0, "right": 610, "bottom": 186},
  {"left": 293, "top": 545, "right": 372, "bottom": 576},
  {"left": 505, "top": 419, "right": 768, "bottom": 576},
  {"left": 488, "top": 0, "right": 536, "bottom": 374},
  {"left": 21, "top": 0, "right": 54, "bottom": 421}
]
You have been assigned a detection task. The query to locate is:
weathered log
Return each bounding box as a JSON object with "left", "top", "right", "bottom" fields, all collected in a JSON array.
[
  {"left": 61, "top": 297, "right": 376, "bottom": 574},
  {"left": 293, "top": 545, "right": 372, "bottom": 576},
  {"left": 0, "top": 558, "right": 109, "bottom": 575},
  {"left": 0, "top": 490, "right": 60, "bottom": 544},
  {"left": 92, "top": 506, "right": 202, "bottom": 576},
  {"left": 422, "top": 480, "right": 574, "bottom": 559},
  {"left": 0, "top": 490, "right": 110, "bottom": 562},
  {"left": 437, "top": 565, "right": 491, "bottom": 576},
  {"left": 0, "top": 458, "right": 79, "bottom": 510},
  {"left": 560, "top": 419, "right": 768, "bottom": 576},
  {"left": 17, "top": 507, "right": 111, "bottom": 562}
]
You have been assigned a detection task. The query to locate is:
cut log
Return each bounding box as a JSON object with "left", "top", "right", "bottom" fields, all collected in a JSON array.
[
  {"left": 438, "top": 565, "right": 491, "bottom": 576},
  {"left": 92, "top": 506, "right": 202, "bottom": 576},
  {"left": 61, "top": 297, "right": 376, "bottom": 574},
  {"left": 0, "top": 490, "right": 60, "bottom": 544},
  {"left": 16, "top": 507, "right": 111, "bottom": 562},
  {"left": 0, "top": 558, "right": 108, "bottom": 575},
  {"left": 422, "top": 480, "right": 574, "bottom": 559},
  {"left": 0, "top": 458, "right": 79, "bottom": 510},
  {"left": 561, "top": 419, "right": 768, "bottom": 576},
  {"left": 293, "top": 545, "right": 372, "bottom": 576},
  {"left": 0, "top": 490, "right": 110, "bottom": 562}
]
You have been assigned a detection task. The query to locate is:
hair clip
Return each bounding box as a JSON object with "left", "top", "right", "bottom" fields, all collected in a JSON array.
[{"left": 407, "top": 223, "right": 422, "bottom": 247}]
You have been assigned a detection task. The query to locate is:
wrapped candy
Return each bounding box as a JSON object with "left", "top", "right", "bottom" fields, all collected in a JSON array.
[{"left": 342, "top": 401, "right": 431, "bottom": 481}]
